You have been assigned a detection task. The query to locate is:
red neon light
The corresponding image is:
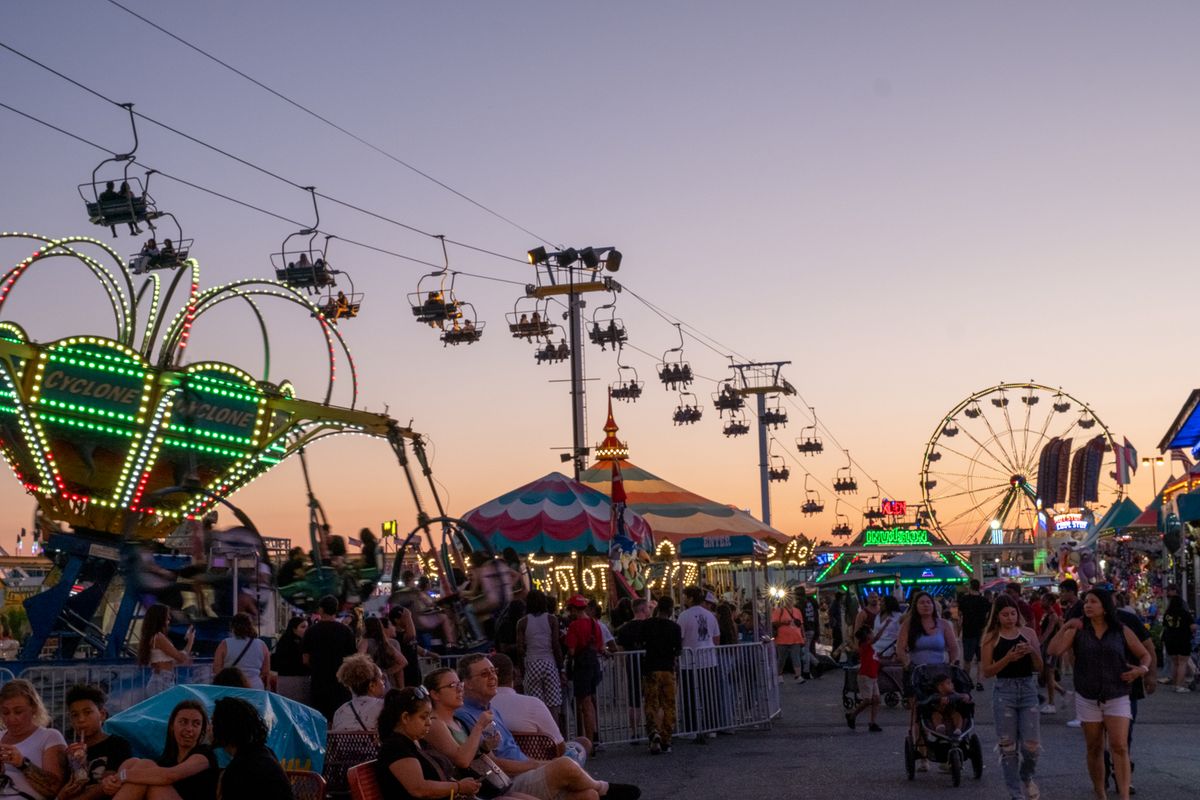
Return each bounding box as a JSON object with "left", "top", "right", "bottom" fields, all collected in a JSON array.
[{"left": 882, "top": 499, "right": 907, "bottom": 516}]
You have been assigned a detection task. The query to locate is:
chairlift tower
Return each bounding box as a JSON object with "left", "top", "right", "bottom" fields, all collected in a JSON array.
[
  {"left": 730, "top": 361, "right": 796, "bottom": 526},
  {"left": 526, "top": 246, "right": 623, "bottom": 479}
]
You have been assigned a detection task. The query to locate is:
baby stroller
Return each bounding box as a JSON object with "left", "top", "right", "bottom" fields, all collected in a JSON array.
[
  {"left": 874, "top": 642, "right": 905, "bottom": 708},
  {"left": 904, "top": 664, "right": 983, "bottom": 786}
]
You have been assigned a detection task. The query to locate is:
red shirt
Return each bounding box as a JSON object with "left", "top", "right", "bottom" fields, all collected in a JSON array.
[
  {"left": 858, "top": 641, "right": 880, "bottom": 679},
  {"left": 564, "top": 617, "right": 604, "bottom": 655}
]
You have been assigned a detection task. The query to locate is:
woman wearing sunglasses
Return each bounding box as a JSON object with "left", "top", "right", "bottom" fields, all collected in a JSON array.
[{"left": 375, "top": 687, "right": 483, "bottom": 800}]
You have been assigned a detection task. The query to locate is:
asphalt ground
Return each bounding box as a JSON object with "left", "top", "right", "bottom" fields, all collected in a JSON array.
[{"left": 582, "top": 670, "right": 1200, "bottom": 799}]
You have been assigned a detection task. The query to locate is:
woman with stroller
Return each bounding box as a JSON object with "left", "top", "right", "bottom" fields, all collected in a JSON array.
[
  {"left": 1047, "top": 588, "right": 1151, "bottom": 800},
  {"left": 982, "top": 593, "right": 1043, "bottom": 800},
  {"left": 897, "top": 591, "right": 960, "bottom": 772}
]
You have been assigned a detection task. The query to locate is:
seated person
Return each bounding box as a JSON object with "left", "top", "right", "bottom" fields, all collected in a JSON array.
[
  {"left": 926, "top": 674, "right": 972, "bottom": 735},
  {"left": 212, "top": 668, "right": 250, "bottom": 689},
  {"left": 375, "top": 687, "right": 483, "bottom": 800},
  {"left": 556, "top": 341, "right": 569, "bottom": 359},
  {"left": 158, "top": 239, "right": 175, "bottom": 266},
  {"left": 297, "top": 253, "right": 312, "bottom": 269},
  {"left": 0, "top": 679, "right": 66, "bottom": 800},
  {"left": 117, "top": 182, "right": 141, "bottom": 234},
  {"left": 105, "top": 700, "right": 219, "bottom": 800},
  {"left": 463, "top": 319, "right": 475, "bottom": 333},
  {"left": 211, "top": 697, "right": 293, "bottom": 800},
  {"left": 335, "top": 291, "right": 350, "bottom": 317},
  {"left": 99, "top": 181, "right": 120, "bottom": 203},
  {"left": 453, "top": 654, "right": 639, "bottom": 800},
  {"left": 331, "top": 655, "right": 386, "bottom": 733},
  {"left": 131, "top": 239, "right": 158, "bottom": 273},
  {"left": 59, "top": 683, "right": 133, "bottom": 800},
  {"left": 486, "top": 654, "right": 588, "bottom": 763}
]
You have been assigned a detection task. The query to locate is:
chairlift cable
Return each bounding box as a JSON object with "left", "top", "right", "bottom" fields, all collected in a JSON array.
[
  {"left": 101, "top": 0, "right": 561, "bottom": 249},
  {"left": 0, "top": 39, "right": 527, "bottom": 267}
]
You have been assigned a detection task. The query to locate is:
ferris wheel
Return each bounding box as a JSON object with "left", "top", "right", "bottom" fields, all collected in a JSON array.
[{"left": 919, "top": 382, "right": 1124, "bottom": 544}]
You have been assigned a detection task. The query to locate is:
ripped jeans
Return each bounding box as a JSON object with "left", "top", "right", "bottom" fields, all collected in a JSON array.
[{"left": 992, "top": 675, "right": 1041, "bottom": 799}]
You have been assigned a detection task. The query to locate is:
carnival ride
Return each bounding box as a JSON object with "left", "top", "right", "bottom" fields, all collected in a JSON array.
[
  {"left": 833, "top": 449, "right": 858, "bottom": 494},
  {"left": 609, "top": 346, "right": 643, "bottom": 402},
  {"left": 795, "top": 406, "right": 824, "bottom": 456},
  {"left": 919, "top": 382, "right": 1122, "bottom": 545},
  {"left": 0, "top": 217, "right": 455, "bottom": 659}
]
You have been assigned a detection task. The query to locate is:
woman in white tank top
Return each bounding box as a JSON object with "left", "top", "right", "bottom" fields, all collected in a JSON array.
[
  {"left": 213, "top": 613, "right": 271, "bottom": 690},
  {"left": 517, "top": 590, "right": 565, "bottom": 717}
]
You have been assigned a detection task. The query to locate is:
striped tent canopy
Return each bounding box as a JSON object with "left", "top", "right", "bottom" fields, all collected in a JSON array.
[
  {"left": 461, "top": 471, "right": 651, "bottom": 555},
  {"left": 580, "top": 459, "right": 791, "bottom": 546}
]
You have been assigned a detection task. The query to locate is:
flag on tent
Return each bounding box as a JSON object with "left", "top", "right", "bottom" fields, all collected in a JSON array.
[
  {"left": 1171, "top": 448, "right": 1194, "bottom": 470},
  {"left": 1113, "top": 438, "right": 1138, "bottom": 487}
]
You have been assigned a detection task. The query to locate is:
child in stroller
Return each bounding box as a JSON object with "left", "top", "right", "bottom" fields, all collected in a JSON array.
[{"left": 905, "top": 664, "right": 983, "bottom": 785}]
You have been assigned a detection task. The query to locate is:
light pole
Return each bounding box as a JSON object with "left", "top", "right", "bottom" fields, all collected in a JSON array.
[{"left": 1142, "top": 455, "right": 1164, "bottom": 501}]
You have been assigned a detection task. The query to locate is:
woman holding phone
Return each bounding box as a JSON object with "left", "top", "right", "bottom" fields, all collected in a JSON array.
[
  {"left": 138, "top": 604, "right": 194, "bottom": 693},
  {"left": 982, "top": 594, "right": 1043, "bottom": 800}
]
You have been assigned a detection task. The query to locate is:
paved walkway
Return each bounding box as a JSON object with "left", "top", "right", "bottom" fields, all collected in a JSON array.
[{"left": 584, "top": 671, "right": 1200, "bottom": 798}]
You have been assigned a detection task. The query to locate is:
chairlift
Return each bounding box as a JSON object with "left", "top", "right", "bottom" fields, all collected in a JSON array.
[
  {"left": 507, "top": 297, "right": 554, "bottom": 341},
  {"left": 127, "top": 200, "right": 192, "bottom": 274},
  {"left": 760, "top": 395, "right": 788, "bottom": 429},
  {"left": 801, "top": 475, "right": 825, "bottom": 516},
  {"left": 863, "top": 481, "right": 884, "bottom": 524},
  {"left": 78, "top": 104, "right": 161, "bottom": 237},
  {"left": 407, "top": 238, "right": 464, "bottom": 326},
  {"left": 712, "top": 381, "right": 745, "bottom": 414},
  {"left": 440, "top": 301, "right": 485, "bottom": 346},
  {"left": 658, "top": 323, "right": 693, "bottom": 389},
  {"left": 796, "top": 406, "right": 824, "bottom": 456},
  {"left": 833, "top": 450, "right": 858, "bottom": 494},
  {"left": 1052, "top": 392, "right": 1072, "bottom": 413},
  {"left": 587, "top": 291, "right": 627, "bottom": 350},
  {"left": 832, "top": 499, "right": 853, "bottom": 538},
  {"left": 991, "top": 389, "right": 1009, "bottom": 408},
  {"left": 942, "top": 420, "right": 960, "bottom": 437},
  {"left": 609, "top": 346, "right": 643, "bottom": 401},
  {"left": 722, "top": 409, "right": 750, "bottom": 437},
  {"left": 768, "top": 453, "right": 790, "bottom": 483},
  {"left": 272, "top": 188, "right": 335, "bottom": 294},
  {"left": 963, "top": 402, "right": 982, "bottom": 419},
  {"left": 672, "top": 391, "right": 702, "bottom": 425},
  {"left": 312, "top": 238, "right": 362, "bottom": 321},
  {"left": 534, "top": 326, "right": 570, "bottom": 365}
]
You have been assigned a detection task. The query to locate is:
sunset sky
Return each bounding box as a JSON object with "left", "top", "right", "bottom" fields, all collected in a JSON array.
[{"left": 1, "top": 2, "right": 1197, "bottom": 550}]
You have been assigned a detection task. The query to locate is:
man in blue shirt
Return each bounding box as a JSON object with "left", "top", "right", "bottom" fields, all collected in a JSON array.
[{"left": 455, "top": 654, "right": 640, "bottom": 800}]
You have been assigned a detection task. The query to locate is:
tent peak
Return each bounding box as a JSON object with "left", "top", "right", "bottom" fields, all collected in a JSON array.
[{"left": 596, "top": 392, "right": 628, "bottom": 461}]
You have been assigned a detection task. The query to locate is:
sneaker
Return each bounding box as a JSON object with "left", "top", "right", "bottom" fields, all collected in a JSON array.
[
  {"left": 917, "top": 759, "right": 929, "bottom": 772},
  {"left": 706, "top": 732, "right": 717, "bottom": 739},
  {"left": 649, "top": 734, "right": 661, "bottom": 755},
  {"left": 1039, "top": 703, "right": 1056, "bottom": 714},
  {"left": 868, "top": 723, "right": 883, "bottom": 732},
  {"left": 1024, "top": 779, "right": 1040, "bottom": 800},
  {"left": 845, "top": 712, "right": 856, "bottom": 730},
  {"left": 1066, "top": 718, "right": 1082, "bottom": 728},
  {"left": 662, "top": 745, "right": 673, "bottom": 754},
  {"left": 603, "top": 783, "right": 641, "bottom": 800},
  {"left": 1176, "top": 686, "right": 1190, "bottom": 694},
  {"left": 795, "top": 676, "right": 806, "bottom": 684}
]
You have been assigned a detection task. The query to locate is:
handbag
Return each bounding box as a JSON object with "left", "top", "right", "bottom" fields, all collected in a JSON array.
[{"left": 469, "top": 752, "right": 514, "bottom": 798}]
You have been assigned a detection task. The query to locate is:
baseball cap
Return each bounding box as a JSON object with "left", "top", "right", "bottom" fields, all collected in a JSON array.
[
  {"left": 704, "top": 591, "right": 718, "bottom": 604},
  {"left": 567, "top": 594, "right": 589, "bottom": 608}
]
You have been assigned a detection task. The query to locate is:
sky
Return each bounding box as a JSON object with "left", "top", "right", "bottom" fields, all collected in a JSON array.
[{"left": 0, "top": 1, "right": 1197, "bottom": 550}]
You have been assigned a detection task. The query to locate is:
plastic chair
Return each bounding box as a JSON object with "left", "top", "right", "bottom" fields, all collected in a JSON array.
[
  {"left": 323, "top": 732, "right": 379, "bottom": 797},
  {"left": 287, "top": 770, "right": 327, "bottom": 800},
  {"left": 347, "top": 762, "right": 383, "bottom": 800},
  {"left": 512, "top": 732, "right": 558, "bottom": 760}
]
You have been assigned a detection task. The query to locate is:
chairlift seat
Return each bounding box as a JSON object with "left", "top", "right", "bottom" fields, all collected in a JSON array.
[
  {"left": 723, "top": 421, "right": 750, "bottom": 436},
  {"left": 509, "top": 320, "right": 554, "bottom": 339},
  {"left": 441, "top": 321, "right": 486, "bottom": 346},
  {"left": 85, "top": 195, "right": 151, "bottom": 226}
]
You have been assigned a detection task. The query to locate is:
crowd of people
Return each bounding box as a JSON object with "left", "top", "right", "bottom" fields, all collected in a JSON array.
[
  {"left": 0, "top": 678, "right": 290, "bottom": 800},
  {"left": 818, "top": 577, "right": 1197, "bottom": 800}
]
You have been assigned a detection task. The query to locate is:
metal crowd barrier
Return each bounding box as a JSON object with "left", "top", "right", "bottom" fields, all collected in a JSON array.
[
  {"left": 16, "top": 660, "right": 213, "bottom": 734},
  {"left": 565, "top": 641, "right": 779, "bottom": 745}
]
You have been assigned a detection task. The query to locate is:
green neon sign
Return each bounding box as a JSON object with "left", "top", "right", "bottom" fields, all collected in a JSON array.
[{"left": 863, "top": 527, "right": 933, "bottom": 547}]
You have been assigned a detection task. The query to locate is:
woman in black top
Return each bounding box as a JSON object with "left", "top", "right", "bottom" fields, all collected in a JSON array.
[
  {"left": 1048, "top": 589, "right": 1150, "bottom": 800},
  {"left": 105, "top": 700, "right": 219, "bottom": 800},
  {"left": 272, "top": 616, "right": 310, "bottom": 704},
  {"left": 212, "top": 696, "right": 294, "bottom": 800},
  {"left": 375, "top": 688, "right": 482, "bottom": 800},
  {"left": 981, "top": 594, "right": 1043, "bottom": 800},
  {"left": 1161, "top": 595, "right": 1197, "bottom": 689}
]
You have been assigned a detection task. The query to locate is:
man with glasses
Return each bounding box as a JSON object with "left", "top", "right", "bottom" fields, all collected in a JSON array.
[{"left": 454, "top": 653, "right": 641, "bottom": 800}]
